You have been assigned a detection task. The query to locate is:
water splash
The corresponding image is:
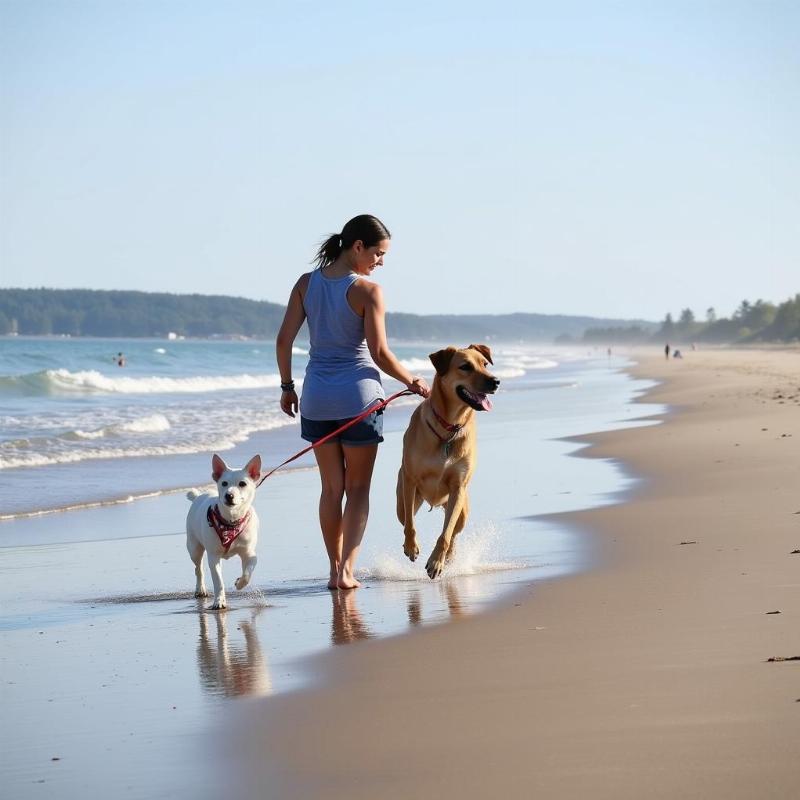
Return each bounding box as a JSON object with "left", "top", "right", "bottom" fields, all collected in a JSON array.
[{"left": 360, "top": 521, "right": 526, "bottom": 582}]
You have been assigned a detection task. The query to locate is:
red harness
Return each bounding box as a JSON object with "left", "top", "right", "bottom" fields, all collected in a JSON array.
[{"left": 207, "top": 504, "right": 251, "bottom": 552}]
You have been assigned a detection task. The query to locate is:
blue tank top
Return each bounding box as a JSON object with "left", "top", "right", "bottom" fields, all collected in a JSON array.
[{"left": 300, "top": 269, "right": 384, "bottom": 420}]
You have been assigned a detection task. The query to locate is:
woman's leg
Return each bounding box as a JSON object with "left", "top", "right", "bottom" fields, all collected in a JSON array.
[
  {"left": 338, "top": 444, "right": 378, "bottom": 589},
  {"left": 312, "top": 441, "right": 346, "bottom": 589}
]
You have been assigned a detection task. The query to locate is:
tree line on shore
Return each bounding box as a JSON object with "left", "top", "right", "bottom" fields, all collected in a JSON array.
[
  {"left": 579, "top": 296, "right": 800, "bottom": 345},
  {"left": 0, "top": 288, "right": 656, "bottom": 341},
  {"left": 2, "top": 288, "right": 796, "bottom": 344},
  {"left": 0, "top": 289, "right": 287, "bottom": 339}
]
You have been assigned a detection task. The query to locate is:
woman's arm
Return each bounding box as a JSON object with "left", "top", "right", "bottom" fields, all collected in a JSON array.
[
  {"left": 275, "top": 275, "right": 309, "bottom": 417},
  {"left": 362, "top": 283, "right": 429, "bottom": 397}
]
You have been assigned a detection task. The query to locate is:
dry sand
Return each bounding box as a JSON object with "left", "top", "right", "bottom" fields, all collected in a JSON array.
[{"left": 229, "top": 348, "right": 800, "bottom": 799}]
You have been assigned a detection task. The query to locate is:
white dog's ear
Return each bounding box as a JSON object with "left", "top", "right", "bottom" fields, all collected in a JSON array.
[
  {"left": 429, "top": 347, "right": 457, "bottom": 376},
  {"left": 245, "top": 454, "right": 262, "bottom": 482},
  {"left": 211, "top": 453, "right": 227, "bottom": 481},
  {"left": 468, "top": 343, "right": 493, "bottom": 365}
]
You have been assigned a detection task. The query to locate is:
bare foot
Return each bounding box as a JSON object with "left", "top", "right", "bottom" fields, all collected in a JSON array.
[
  {"left": 337, "top": 575, "right": 362, "bottom": 590},
  {"left": 327, "top": 562, "right": 341, "bottom": 590}
]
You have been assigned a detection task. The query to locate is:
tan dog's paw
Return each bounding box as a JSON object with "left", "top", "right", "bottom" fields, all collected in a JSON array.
[
  {"left": 235, "top": 576, "right": 250, "bottom": 590},
  {"left": 403, "top": 535, "right": 420, "bottom": 561},
  {"left": 426, "top": 551, "right": 446, "bottom": 579}
]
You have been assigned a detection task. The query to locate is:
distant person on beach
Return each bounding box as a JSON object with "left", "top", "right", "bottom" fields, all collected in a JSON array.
[
  {"left": 673, "top": 349, "right": 683, "bottom": 359},
  {"left": 664, "top": 343, "right": 670, "bottom": 360},
  {"left": 116, "top": 352, "right": 126, "bottom": 367},
  {"left": 276, "top": 214, "right": 430, "bottom": 590}
]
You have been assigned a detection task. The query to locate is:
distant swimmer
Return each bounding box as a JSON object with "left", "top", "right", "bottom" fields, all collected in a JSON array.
[{"left": 117, "top": 352, "right": 126, "bottom": 367}]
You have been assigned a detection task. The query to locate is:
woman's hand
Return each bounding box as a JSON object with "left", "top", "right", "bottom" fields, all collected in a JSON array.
[
  {"left": 280, "top": 389, "right": 299, "bottom": 417},
  {"left": 407, "top": 376, "right": 430, "bottom": 398}
]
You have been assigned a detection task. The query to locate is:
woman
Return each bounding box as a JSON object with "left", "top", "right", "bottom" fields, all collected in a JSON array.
[{"left": 276, "top": 214, "right": 430, "bottom": 590}]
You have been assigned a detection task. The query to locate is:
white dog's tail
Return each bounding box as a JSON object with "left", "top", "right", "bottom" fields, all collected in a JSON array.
[{"left": 186, "top": 488, "right": 202, "bottom": 502}]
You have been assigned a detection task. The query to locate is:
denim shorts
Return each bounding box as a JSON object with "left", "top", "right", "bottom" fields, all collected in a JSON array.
[{"left": 300, "top": 409, "right": 384, "bottom": 447}]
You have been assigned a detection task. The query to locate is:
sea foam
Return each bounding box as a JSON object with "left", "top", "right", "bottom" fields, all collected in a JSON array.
[{"left": 69, "top": 414, "right": 172, "bottom": 440}]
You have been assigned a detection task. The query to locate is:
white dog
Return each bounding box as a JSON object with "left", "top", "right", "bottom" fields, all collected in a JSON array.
[{"left": 186, "top": 453, "right": 261, "bottom": 610}]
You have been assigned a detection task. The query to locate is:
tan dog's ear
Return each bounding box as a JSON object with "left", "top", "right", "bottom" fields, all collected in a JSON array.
[
  {"left": 211, "top": 453, "right": 227, "bottom": 482},
  {"left": 429, "top": 347, "right": 457, "bottom": 376},
  {"left": 468, "top": 343, "right": 493, "bottom": 365}
]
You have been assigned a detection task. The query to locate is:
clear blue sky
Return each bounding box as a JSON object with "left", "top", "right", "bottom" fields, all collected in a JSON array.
[{"left": 1, "top": 0, "right": 797, "bottom": 321}]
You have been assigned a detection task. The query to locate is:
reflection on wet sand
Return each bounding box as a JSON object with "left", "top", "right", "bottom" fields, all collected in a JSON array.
[
  {"left": 443, "top": 580, "right": 465, "bottom": 618},
  {"left": 407, "top": 589, "right": 423, "bottom": 626},
  {"left": 330, "top": 590, "right": 373, "bottom": 645},
  {"left": 406, "top": 580, "right": 465, "bottom": 628},
  {"left": 196, "top": 605, "right": 272, "bottom": 697}
]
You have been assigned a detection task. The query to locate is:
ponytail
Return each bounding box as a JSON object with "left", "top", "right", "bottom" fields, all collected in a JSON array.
[
  {"left": 312, "top": 214, "right": 391, "bottom": 270},
  {"left": 313, "top": 234, "right": 343, "bottom": 269}
]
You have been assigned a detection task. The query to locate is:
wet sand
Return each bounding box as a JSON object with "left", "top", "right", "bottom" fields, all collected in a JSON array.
[{"left": 230, "top": 348, "right": 800, "bottom": 799}]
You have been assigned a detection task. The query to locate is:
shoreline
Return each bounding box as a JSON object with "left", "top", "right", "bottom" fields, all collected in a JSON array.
[
  {"left": 0, "top": 464, "right": 318, "bottom": 523},
  {"left": 227, "top": 348, "right": 800, "bottom": 799}
]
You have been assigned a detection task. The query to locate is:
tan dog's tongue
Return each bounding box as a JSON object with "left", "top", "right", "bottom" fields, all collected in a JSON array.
[{"left": 480, "top": 395, "right": 493, "bottom": 411}]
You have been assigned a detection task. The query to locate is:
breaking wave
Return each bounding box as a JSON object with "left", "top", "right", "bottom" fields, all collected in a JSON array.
[
  {"left": 0, "top": 409, "right": 294, "bottom": 470},
  {"left": 400, "top": 353, "right": 556, "bottom": 380},
  {"left": 66, "top": 413, "right": 172, "bottom": 440},
  {"left": 0, "top": 369, "right": 284, "bottom": 396}
]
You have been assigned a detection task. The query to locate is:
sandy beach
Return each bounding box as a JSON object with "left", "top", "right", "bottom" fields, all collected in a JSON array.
[{"left": 230, "top": 348, "right": 800, "bottom": 799}]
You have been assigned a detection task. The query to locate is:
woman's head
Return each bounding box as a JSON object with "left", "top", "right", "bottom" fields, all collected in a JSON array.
[{"left": 313, "top": 214, "right": 391, "bottom": 272}]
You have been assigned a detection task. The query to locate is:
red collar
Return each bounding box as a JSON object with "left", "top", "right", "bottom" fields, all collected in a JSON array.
[
  {"left": 425, "top": 403, "right": 463, "bottom": 455},
  {"left": 429, "top": 403, "right": 463, "bottom": 433},
  {"left": 425, "top": 419, "right": 460, "bottom": 448},
  {"left": 207, "top": 504, "right": 251, "bottom": 552}
]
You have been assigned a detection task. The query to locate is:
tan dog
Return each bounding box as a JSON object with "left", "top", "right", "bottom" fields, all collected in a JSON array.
[{"left": 396, "top": 344, "right": 500, "bottom": 578}]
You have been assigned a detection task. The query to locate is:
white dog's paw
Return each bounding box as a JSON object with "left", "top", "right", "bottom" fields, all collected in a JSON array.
[
  {"left": 235, "top": 575, "right": 250, "bottom": 591},
  {"left": 210, "top": 599, "right": 227, "bottom": 610},
  {"left": 194, "top": 588, "right": 209, "bottom": 598}
]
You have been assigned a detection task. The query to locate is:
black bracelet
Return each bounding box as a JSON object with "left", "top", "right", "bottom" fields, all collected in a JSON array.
[{"left": 280, "top": 380, "right": 295, "bottom": 392}]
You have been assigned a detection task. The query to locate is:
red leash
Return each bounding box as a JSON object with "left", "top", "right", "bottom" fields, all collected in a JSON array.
[{"left": 255, "top": 389, "right": 415, "bottom": 488}]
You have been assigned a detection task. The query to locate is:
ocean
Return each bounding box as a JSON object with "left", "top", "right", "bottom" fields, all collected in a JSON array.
[{"left": 0, "top": 336, "right": 567, "bottom": 517}]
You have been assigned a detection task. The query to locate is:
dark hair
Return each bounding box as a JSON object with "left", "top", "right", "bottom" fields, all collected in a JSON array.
[{"left": 313, "top": 214, "right": 391, "bottom": 269}]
